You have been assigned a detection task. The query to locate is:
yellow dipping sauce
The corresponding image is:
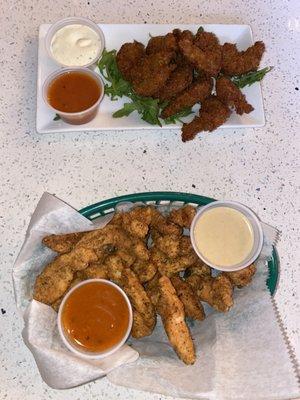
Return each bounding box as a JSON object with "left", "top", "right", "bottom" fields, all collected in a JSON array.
[{"left": 194, "top": 207, "right": 254, "bottom": 267}]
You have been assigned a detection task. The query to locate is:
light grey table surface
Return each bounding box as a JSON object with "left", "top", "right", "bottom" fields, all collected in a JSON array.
[{"left": 0, "top": 0, "right": 299, "bottom": 399}]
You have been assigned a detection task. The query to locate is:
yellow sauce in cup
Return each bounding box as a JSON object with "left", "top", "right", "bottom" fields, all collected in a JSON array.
[{"left": 193, "top": 207, "right": 254, "bottom": 267}]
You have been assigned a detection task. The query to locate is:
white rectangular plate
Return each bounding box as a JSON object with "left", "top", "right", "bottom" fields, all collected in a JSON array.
[{"left": 36, "top": 24, "right": 265, "bottom": 134}]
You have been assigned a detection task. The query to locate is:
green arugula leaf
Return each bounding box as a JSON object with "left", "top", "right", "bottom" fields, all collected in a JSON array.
[
  {"left": 53, "top": 113, "right": 61, "bottom": 121},
  {"left": 113, "top": 102, "right": 138, "bottom": 118},
  {"left": 163, "top": 107, "right": 194, "bottom": 124},
  {"left": 232, "top": 66, "right": 273, "bottom": 88},
  {"left": 197, "top": 26, "right": 204, "bottom": 34}
]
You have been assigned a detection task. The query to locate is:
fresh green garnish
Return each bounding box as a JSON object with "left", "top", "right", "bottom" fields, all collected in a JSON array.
[
  {"left": 197, "top": 26, "right": 204, "bottom": 34},
  {"left": 53, "top": 113, "right": 61, "bottom": 121},
  {"left": 232, "top": 66, "right": 273, "bottom": 88},
  {"left": 98, "top": 49, "right": 194, "bottom": 126}
]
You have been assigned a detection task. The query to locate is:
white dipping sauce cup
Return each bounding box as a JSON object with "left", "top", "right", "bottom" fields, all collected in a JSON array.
[
  {"left": 190, "top": 201, "right": 264, "bottom": 272},
  {"left": 57, "top": 279, "right": 133, "bottom": 359}
]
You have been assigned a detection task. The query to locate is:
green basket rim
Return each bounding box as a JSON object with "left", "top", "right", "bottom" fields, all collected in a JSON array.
[{"left": 79, "top": 191, "right": 279, "bottom": 296}]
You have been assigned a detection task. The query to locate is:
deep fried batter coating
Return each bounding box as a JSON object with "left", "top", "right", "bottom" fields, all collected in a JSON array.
[
  {"left": 146, "top": 33, "right": 178, "bottom": 54},
  {"left": 178, "top": 236, "right": 195, "bottom": 256},
  {"left": 156, "top": 64, "right": 193, "bottom": 101},
  {"left": 194, "top": 30, "right": 220, "bottom": 52},
  {"left": 51, "top": 277, "right": 85, "bottom": 312},
  {"left": 152, "top": 247, "right": 198, "bottom": 277},
  {"left": 157, "top": 276, "right": 196, "bottom": 364},
  {"left": 187, "top": 260, "right": 211, "bottom": 278},
  {"left": 223, "top": 264, "right": 256, "bottom": 288},
  {"left": 116, "top": 41, "right": 145, "bottom": 81},
  {"left": 131, "top": 51, "right": 176, "bottom": 97},
  {"left": 222, "top": 41, "right": 265, "bottom": 76},
  {"left": 173, "top": 29, "right": 194, "bottom": 43},
  {"left": 33, "top": 247, "right": 98, "bottom": 304},
  {"left": 171, "top": 276, "right": 205, "bottom": 321},
  {"left": 154, "top": 234, "right": 181, "bottom": 259},
  {"left": 131, "top": 310, "right": 154, "bottom": 338},
  {"left": 131, "top": 259, "right": 157, "bottom": 283},
  {"left": 169, "top": 205, "right": 197, "bottom": 228},
  {"left": 150, "top": 209, "right": 183, "bottom": 236},
  {"left": 161, "top": 77, "right": 213, "bottom": 119},
  {"left": 181, "top": 96, "right": 231, "bottom": 142},
  {"left": 42, "top": 231, "right": 87, "bottom": 254},
  {"left": 179, "top": 38, "right": 222, "bottom": 77},
  {"left": 216, "top": 76, "right": 254, "bottom": 115},
  {"left": 187, "top": 274, "right": 233, "bottom": 312},
  {"left": 145, "top": 273, "right": 161, "bottom": 307},
  {"left": 80, "top": 262, "right": 108, "bottom": 279}
]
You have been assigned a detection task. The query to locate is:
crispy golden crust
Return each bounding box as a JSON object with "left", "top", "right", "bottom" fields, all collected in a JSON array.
[
  {"left": 131, "top": 310, "right": 155, "bottom": 338},
  {"left": 169, "top": 205, "right": 197, "bottom": 228},
  {"left": 194, "top": 31, "right": 220, "bottom": 52},
  {"left": 157, "top": 276, "right": 196, "bottom": 365},
  {"left": 187, "top": 274, "right": 233, "bottom": 312},
  {"left": 156, "top": 64, "right": 193, "bottom": 101},
  {"left": 42, "top": 231, "right": 87, "bottom": 253},
  {"left": 181, "top": 96, "right": 231, "bottom": 142},
  {"left": 173, "top": 29, "right": 194, "bottom": 43},
  {"left": 151, "top": 247, "right": 197, "bottom": 277},
  {"left": 178, "top": 38, "right": 222, "bottom": 77},
  {"left": 171, "top": 276, "right": 205, "bottom": 321},
  {"left": 216, "top": 76, "right": 254, "bottom": 115},
  {"left": 150, "top": 209, "right": 183, "bottom": 236},
  {"left": 116, "top": 41, "right": 145, "bottom": 81},
  {"left": 146, "top": 33, "right": 178, "bottom": 54},
  {"left": 131, "top": 51, "right": 176, "bottom": 97},
  {"left": 161, "top": 77, "right": 213, "bottom": 119},
  {"left": 222, "top": 41, "right": 265, "bottom": 76},
  {"left": 131, "top": 259, "right": 157, "bottom": 283},
  {"left": 187, "top": 260, "right": 211, "bottom": 278},
  {"left": 79, "top": 262, "right": 108, "bottom": 279},
  {"left": 223, "top": 264, "right": 256, "bottom": 287},
  {"left": 154, "top": 234, "right": 181, "bottom": 259}
]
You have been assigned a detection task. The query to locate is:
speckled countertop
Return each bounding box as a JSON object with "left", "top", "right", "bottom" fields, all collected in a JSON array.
[{"left": 0, "top": 0, "right": 299, "bottom": 398}]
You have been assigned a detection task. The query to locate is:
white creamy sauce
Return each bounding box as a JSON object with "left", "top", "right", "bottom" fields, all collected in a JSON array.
[
  {"left": 194, "top": 207, "right": 254, "bottom": 267},
  {"left": 51, "top": 24, "right": 101, "bottom": 66}
]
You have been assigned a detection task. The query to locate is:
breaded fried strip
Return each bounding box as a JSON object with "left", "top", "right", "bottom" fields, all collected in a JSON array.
[
  {"left": 131, "top": 259, "right": 157, "bottom": 283},
  {"left": 151, "top": 247, "right": 197, "bottom": 277},
  {"left": 150, "top": 208, "right": 183, "bottom": 236},
  {"left": 216, "top": 76, "right": 253, "bottom": 115},
  {"left": 42, "top": 231, "right": 87, "bottom": 253},
  {"left": 161, "top": 77, "right": 213, "bottom": 119},
  {"left": 171, "top": 276, "right": 205, "bottom": 321},
  {"left": 131, "top": 310, "right": 154, "bottom": 338},
  {"left": 116, "top": 41, "right": 145, "bottom": 82},
  {"left": 80, "top": 262, "right": 108, "bottom": 279},
  {"left": 51, "top": 277, "right": 85, "bottom": 312},
  {"left": 169, "top": 205, "right": 196, "bottom": 228},
  {"left": 146, "top": 33, "right": 178, "bottom": 54},
  {"left": 157, "top": 276, "right": 196, "bottom": 365},
  {"left": 145, "top": 273, "right": 161, "bottom": 307},
  {"left": 223, "top": 264, "right": 256, "bottom": 288},
  {"left": 33, "top": 247, "right": 98, "bottom": 304},
  {"left": 157, "top": 64, "right": 193, "bottom": 101},
  {"left": 154, "top": 234, "right": 181, "bottom": 259}
]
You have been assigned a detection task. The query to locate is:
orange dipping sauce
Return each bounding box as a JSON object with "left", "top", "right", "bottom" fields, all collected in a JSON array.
[
  {"left": 47, "top": 70, "right": 101, "bottom": 113},
  {"left": 61, "top": 281, "right": 130, "bottom": 353}
]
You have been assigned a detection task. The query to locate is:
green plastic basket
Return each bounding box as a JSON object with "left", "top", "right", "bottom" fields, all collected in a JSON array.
[{"left": 79, "top": 191, "right": 279, "bottom": 296}]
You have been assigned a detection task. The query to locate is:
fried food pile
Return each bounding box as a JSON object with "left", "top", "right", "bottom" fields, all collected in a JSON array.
[
  {"left": 116, "top": 28, "right": 265, "bottom": 141},
  {"left": 33, "top": 205, "right": 256, "bottom": 364}
]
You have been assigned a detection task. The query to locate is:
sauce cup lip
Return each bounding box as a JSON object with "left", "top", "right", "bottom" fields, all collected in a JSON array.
[
  {"left": 190, "top": 200, "right": 264, "bottom": 272},
  {"left": 45, "top": 16, "right": 105, "bottom": 68},
  {"left": 42, "top": 67, "right": 104, "bottom": 117},
  {"left": 57, "top": 278, "right": 133, "bottom": 360}
]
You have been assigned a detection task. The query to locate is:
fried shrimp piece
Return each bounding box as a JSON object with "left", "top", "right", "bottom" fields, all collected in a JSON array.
[
  {"left": 161, "top": 77, "right": 213, "bottom": 119},
  {"left": 171, "top": 276, "right": 205, "bottom": 321},
  {"left": 178, "top": 38, "right": 222, "bottom": 77},
  {"left": 116, "top": 41, "right": 145, "bottom": 81},
  {"left": 42, "top": 231, "right": 88, "bottom": 254},
  {"left": 156, "top": 64, "right": 193, "bottom": 101},
  {"left": 146, "top": 32, "right": 178, "bottom": 54},
  {"left": 131, "top": 259, "right": 157, "bottom": 283},
  {"left": 216, "top": 76, "right": 254, "bottom": 115},
  {"left": 194, "top": 30, "right": 220, "bottom": 51},
  {"left": 169, "top": 205, "right": 197, "bottom": 228},
  {"left": 181, "top": 96, "right": 231, "bottom": 142},
  {"left": 222, "top": 41, "right": 265, "bottom": 76},
  {"left": 157, "top": 276, "right": 196, "bottom": 364},
  {"left": 131, "top": 310, "right": 155, "bottom": 338},
  {"left": 131, "top": 51, "right": 176, "bottom": 97},
  {"left": 223, "top": 264, "right": 256, "bottom": 288},
  {"left": 187, "top": 274, "right": 233, "bottom": 312},
  {"left": 33, "top": 247, "right": 98, "bottom": 304}
]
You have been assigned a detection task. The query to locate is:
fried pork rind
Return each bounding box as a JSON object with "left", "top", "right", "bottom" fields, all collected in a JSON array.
[
  {"left": 42, "top": 231, "right": 87, "bottom": 253},
  {"left": 161, "top": 77, "right": 213, "bottom": 119},
  {"left": 171, "top": 276, "right": 205, "bottom": 321},
  {"left": 169, "top": 205, "right": 197, "bottom": 228},
  {"left": 222, "top": 41, "right": 265, "bottom": 76},
  {"left": 216, "top": 76, "right": 254, "bottom": 115},
  {"left": 146, "top": 33, "right": 178, "bottom": 54},
  {"left": 187, "top": 274, "right": 233, "bottom": 312},
  {"left": 157, "top": 276, "right": 196, "bottom": 365},
  {"left": 181, "top": 96, "right": 231, "bottom": 142},
  {"left": 223, "top": 264, "right": 256, "bottom": 288},
  {"left": 131, "top": 51, "right": 176, "bottom": 97},
  {"left": 116, "top": 41, "right": 145, "bottom": 82},
  {"left": 178, "top": 38, "right": 222, "bottom": 77},
  {"left": 156, "top": 64, "right": 193, "bottom": 101}
]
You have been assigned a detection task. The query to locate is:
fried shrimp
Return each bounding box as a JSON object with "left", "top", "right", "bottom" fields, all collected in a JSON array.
[{"left": 116, "top": 41, "right": 145, "bottom": 81}]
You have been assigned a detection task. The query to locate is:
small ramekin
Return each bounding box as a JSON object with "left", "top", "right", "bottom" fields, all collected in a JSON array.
[
  {"left": 45, "top": 16, "right": 105, "bottom": 68},
  {"left": 42, "top": 67, "right": 104, "bottom": 125},
  {"left": 57, "top": 279, "right": 133, "bottom": 359},
  {"left": 190, "top": 200, "right": 264, "bottom": 272}
]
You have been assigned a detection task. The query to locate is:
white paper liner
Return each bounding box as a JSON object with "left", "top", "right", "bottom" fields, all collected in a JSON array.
[{"left": 12, "top": 193, "right": 300, "bottom": 398}]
